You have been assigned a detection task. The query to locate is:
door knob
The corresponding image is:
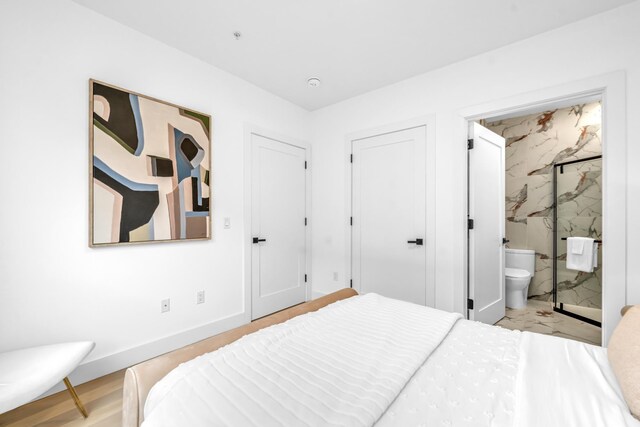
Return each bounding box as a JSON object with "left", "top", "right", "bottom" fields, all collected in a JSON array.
[
  {"left": 252, "top": 237, "right": 267, "bottom": 244},
  {"left": 407, "top": 238, "right": 424, "bottom": 246}
]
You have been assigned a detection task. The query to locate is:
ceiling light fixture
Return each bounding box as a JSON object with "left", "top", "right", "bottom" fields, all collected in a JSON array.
[{"left": 307, "top": 78, "right": 321, "bottom": 88}]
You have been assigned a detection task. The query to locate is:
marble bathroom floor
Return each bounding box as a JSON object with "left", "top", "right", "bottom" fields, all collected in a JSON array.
[{"left": 495, "top": 299, "right": 601, "bottom": 346}]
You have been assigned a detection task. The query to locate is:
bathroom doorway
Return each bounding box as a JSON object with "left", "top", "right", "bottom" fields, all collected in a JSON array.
[
  {"left": 480, "top": 99, "right": 603, "bottom": 345},
  {"left": 459, "top": 73, "right": 627, "bottom": 346}
]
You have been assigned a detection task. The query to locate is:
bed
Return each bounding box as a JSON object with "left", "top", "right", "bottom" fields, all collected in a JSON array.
[{"left": 123, "top": 289, "right": 640, "bottom": 426}]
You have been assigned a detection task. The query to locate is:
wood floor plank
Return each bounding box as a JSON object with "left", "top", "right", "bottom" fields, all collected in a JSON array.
[{"left": 0, "top": 370, "right": 125, "bottom": 427}]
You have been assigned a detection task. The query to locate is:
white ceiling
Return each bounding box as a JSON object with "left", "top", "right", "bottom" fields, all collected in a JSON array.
[{"left": 72, "top": 0, "right": 634, "bottom": 111}]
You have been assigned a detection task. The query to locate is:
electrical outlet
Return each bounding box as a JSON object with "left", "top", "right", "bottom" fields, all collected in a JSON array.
[
  {"left": 333, "top": 272, "right": 339, "bottom": 281},
  {"left": 197, "top": 290, "right": 205, "bottom": 304},
  {"left": 161, "top": 298, "right": 170, "bottom": 313}
]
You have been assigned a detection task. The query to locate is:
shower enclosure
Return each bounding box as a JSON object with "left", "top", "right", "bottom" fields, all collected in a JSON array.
[{"left": 552, "top": 155, "right": 602, "bottom": 326}]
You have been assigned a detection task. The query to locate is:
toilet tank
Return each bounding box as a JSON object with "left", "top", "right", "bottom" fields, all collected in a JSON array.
[{"left": 505, "top": 248, "right": 536, "bottom": 276}]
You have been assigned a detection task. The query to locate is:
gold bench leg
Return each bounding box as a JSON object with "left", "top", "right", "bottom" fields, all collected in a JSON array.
[{"left": 63, "top": 377, "right": 88, "bottom": 418}]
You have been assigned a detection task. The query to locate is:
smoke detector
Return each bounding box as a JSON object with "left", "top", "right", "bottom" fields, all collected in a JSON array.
[
  {"left": 307, "top": 78, "right": 321, "bottom": 88},
  {"left": 233, "top": 31, "right": 242, "bottom": 40}
]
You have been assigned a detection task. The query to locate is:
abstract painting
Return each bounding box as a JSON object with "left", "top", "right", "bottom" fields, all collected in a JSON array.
[{"left": 89, "top": 80, "right": 211, "bottom": 246}]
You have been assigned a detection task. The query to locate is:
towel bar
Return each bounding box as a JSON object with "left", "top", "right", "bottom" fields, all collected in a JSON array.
[{"left": 560, "top": 237, "right": 602, "bottom": 243}]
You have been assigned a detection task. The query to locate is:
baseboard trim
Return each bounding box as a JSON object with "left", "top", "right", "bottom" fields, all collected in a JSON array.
[{"left": 41, "top": 312, "right": 248, "bottom": 398}]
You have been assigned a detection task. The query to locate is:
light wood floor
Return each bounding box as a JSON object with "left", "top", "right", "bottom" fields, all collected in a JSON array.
[{"left": 0, "top": 370, "right": 125, "bottom": 427}]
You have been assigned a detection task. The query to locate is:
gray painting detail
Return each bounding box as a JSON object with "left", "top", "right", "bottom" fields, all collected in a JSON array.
[{"left": 486, "top": 102, "right": 602, "bottom": 303}]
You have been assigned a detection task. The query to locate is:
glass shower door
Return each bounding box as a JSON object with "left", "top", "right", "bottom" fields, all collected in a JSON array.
[{"left": 553, "top": 156, "right": 602, "bottom": 326}]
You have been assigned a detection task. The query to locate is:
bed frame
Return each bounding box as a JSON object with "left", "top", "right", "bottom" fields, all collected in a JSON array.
[{"left": 122, "top": 288, "right": 358, "bottom": 427}]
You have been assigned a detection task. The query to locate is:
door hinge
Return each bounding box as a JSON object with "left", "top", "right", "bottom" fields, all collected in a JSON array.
[
  {"left": 305, "top": 217, "right": 308, "bottom": 226},
  {"left": 467, "top": 298, "right": 474, "bottom": 310},
  {"left": 468, "top": 218, "right": 474, "bottom": 230},
  {"left": 305, "top": 274, "right": 307, "bottom": 283},
  {"left": 350, "top": 216, "right": 353, "bottom": 226},
  {"left": 467, "top": 139, "right": 474, "bottom": 150},
  {"left": 305, "top": 160, "right": 307, "bottom": 169},
  {"left": 350, "top": 279, "right": 353, "bottom": 288},
  {"left": 350, "top": 154, "right": 353, "bottom": 163}
]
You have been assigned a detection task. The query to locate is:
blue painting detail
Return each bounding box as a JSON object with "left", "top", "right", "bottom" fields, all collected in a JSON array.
[{"left": 129, "top": 94, "right": 145, "bottom": 156}]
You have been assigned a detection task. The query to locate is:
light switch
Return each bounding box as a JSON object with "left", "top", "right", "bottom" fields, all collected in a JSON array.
[{"left": 224, "top": 217, "right": 231, "bottom": 229}]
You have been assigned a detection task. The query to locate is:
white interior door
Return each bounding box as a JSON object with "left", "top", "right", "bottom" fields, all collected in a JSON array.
[
  {"left": 352, "top": 126, "right": 427, "bottom": 305},
  {"left": 251, "top": 134, "right": 307, "bottom": 320},
  {"left": 468, "top": 122, "right": 506, "bottom": 324}
]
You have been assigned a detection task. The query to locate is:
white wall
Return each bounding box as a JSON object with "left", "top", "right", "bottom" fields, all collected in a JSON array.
[
  {"left": 2, "top": 0, "right": 640, "bottom": 390},
  {"left": 309, "top": 1, "right": 640, "bottom": 311},
  {"left": 0, "top": 0, "right": 309, "bottom": 384}
]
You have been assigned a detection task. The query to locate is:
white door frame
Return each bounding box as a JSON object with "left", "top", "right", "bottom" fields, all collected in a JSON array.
[
  {"left": 455, "top": 71, "right": 627, "bottom": 345},
  {"left": 344, "top": 115, "right": 436, "bottom": 307},
  {"left": 243, "top": 125, "right": 312, "bottom": 322}
]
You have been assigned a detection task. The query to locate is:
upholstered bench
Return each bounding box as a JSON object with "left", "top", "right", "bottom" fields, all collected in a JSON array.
[{"left": 0, "top": 341, "right": 95, "bottom": 417}]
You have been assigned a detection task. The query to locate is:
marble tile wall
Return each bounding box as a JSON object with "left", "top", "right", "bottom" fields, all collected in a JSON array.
[{"left": 485, "top": 102, "right": 602, "bottom": 304}]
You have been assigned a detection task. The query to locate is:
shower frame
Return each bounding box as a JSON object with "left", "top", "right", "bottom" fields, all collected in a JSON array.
[{"left": 552, "top": 154, "right": 602, "bottom": 327}]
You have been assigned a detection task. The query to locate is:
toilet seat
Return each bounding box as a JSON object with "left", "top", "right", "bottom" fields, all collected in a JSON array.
[{"left": 505, "top": 267, "right": 530, "bottom": 278}]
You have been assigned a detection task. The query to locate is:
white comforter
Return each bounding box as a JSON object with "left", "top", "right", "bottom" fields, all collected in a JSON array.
[
  {"left": 376, "top": 319, "right": 522, "bottom": 426},
  {"left": 377, "top": 319, "right": 640, "bottom": 427},
  {"left": 143, "top": 295, "right": 639, "bottom": 427},
  {"left": 143, "top": 294, "right": 461, "bottom": 427}
]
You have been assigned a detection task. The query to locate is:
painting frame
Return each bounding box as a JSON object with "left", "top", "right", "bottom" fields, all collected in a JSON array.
[{"left": 89, "top": 79, "right": 212, "bottom": 247}]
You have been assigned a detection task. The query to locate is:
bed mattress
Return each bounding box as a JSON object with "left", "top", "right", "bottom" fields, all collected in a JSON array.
[{"left": 143, "top": 294, "right": 639, "bottom": 426}]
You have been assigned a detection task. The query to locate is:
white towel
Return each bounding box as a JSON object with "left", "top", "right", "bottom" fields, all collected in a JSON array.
[
  {"left": 571, "top": 239, "right": 585, "bottom": 255},
  {"left": 566, "top": 237, "right": 596, "bottom": 272}
]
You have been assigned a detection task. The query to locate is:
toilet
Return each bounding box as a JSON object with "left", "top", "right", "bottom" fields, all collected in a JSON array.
[{"left": 505, "top": 248, "right": 536, "bottom": 309}]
